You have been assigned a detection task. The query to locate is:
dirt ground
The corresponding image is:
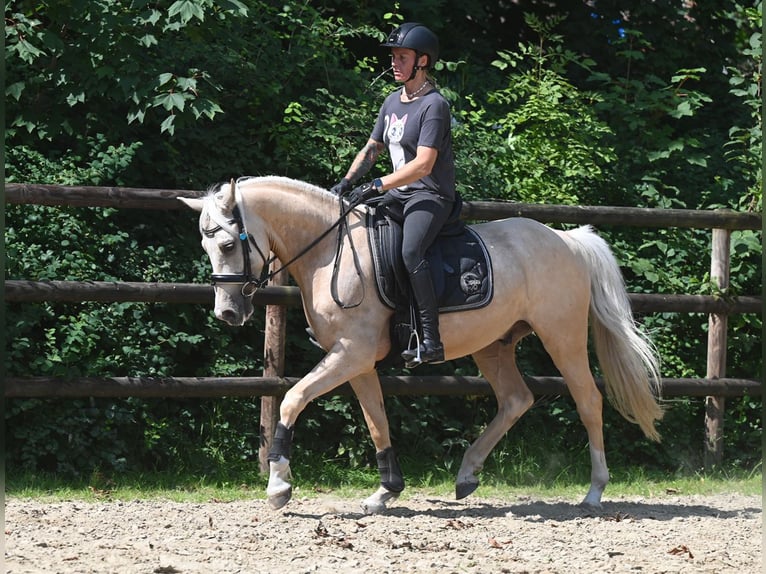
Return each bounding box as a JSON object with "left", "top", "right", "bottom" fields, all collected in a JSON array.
[{"left": 5, "top": 490, "right": 761, "bottom": 574}]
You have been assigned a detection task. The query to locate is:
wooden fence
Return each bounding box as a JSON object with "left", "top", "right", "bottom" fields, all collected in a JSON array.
[{"left": 5, "top": 183, "right": 763, "bottom": 469}]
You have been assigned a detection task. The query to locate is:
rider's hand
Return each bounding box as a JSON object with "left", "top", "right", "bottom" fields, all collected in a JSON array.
[
  {"left": 330, "top": 178, "right": 352, "bottom": 196},
  {"left": 345, "top": 182, "right": 379, "bottom": 206}
]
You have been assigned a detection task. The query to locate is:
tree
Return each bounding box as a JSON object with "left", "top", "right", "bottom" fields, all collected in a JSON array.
[
  {"left": 4, "top": 0, "right": 761, "bottom": 477},
  {"left": 5, "top": 1, "right": 379, "bottom": 188}
]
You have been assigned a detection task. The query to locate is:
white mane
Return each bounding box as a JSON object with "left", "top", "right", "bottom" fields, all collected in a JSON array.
[
  {"left": 200, "top": 175, "right": 352, "bottom": 236},
  {"left": 236, "top": 175, "right": 335, "bottom": 198}
]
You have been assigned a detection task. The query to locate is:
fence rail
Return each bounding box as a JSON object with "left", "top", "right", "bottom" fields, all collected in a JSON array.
[
  {"left": 6, "top": 182, "right": 762, "bottom": 229},
  {"left": 5, "top": 375, "right": 760, "bottom": 399},
  {"left": 5, "top": 279, "right": 762, "bottom": 315}
]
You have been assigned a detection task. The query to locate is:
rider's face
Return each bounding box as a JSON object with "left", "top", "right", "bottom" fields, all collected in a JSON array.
[{"left": 390, "top": 48, "right": 424, "bottom": 82}]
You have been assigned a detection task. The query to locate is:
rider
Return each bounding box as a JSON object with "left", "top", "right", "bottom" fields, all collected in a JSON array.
[{"left": 331, "top": 22, "right": 459, "bottom": 366}]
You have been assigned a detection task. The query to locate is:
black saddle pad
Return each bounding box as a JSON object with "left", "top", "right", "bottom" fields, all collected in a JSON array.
[{"left": 366, "top": 206, "right": 493, "bottom": 313}]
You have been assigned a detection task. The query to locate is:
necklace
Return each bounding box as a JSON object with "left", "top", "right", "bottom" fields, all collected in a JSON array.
[{"left": 405, "top": 80, "right": 430, "bottom": 99}]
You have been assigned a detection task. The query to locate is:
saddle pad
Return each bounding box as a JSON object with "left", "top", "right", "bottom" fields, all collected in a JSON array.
[{"left": 366, "top": 207, "right": 493, "bottom": 313}]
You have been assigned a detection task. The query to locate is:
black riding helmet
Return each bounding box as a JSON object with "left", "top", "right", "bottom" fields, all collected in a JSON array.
[{"left": 381, "top": 22, "right": 439, "bottom": 79}]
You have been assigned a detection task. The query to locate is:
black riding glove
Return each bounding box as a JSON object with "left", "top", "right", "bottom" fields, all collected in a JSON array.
[
  {"left": 345, "top": 182, "right": 379, "bottom": 206},
  {"left": 330, "top": 178, "right": 352, "bottom": 196}
]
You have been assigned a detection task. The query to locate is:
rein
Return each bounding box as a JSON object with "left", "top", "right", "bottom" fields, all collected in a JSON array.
[
  {"left": 208, "top": 182, "right": 365, "bottom": 307},
  {"left": 330, "top": 198, "right": 366, "bottom": 309}
]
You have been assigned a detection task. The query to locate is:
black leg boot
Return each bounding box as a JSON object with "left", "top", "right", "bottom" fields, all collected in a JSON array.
[{"left": 401, "top": 260, "right": 445, "bottom": 367}]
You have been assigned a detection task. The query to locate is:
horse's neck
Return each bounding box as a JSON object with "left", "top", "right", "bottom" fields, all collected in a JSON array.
[{"left": 244, "top": 179, "right": 339, "bottom": 279}]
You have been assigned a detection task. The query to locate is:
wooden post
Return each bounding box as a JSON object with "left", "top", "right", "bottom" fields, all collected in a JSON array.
[
  {"left": 704, "top": 228, "right": 730, "bottom": 469},
  {"left": 258, "top": 259, "right": 288, "bottom": 474}
]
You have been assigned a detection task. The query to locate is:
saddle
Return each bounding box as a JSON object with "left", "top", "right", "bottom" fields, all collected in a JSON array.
[{"left": 366, "top": 202, "right": 493, "bottom": 367}]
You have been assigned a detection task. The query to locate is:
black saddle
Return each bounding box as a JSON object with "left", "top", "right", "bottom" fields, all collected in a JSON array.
[{"left": 366, "top": 202, "right": 493, "bottom": 367}]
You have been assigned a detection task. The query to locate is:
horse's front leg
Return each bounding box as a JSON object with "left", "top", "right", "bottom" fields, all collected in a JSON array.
[
  {"left": 265, "top": 345, "right": 376, "bottom": 510},
  {"left": 348, "top": 372, "right": 404, "bottom": 514}
]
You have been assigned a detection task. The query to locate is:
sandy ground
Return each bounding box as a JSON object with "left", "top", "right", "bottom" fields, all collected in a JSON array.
[{"left": 5, "top": 491, "right": 761, "bottom": 573}]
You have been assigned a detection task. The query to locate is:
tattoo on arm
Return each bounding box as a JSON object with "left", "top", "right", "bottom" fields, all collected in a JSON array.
[{"left": 347, "top": 141, "right": 383, "bottom": 183}]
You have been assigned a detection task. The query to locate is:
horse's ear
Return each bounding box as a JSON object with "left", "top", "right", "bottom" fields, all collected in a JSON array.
[
  {"left": 214, "top": 179, "right": 237, "bottom": 213},
  {"left": 178, "top": 197, "right": 204, "bottom": 212}
]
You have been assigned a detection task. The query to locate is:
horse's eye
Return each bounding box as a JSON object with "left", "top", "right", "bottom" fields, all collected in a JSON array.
[{"left": 221, "top": 241, "right": 236, "bottom": 252}]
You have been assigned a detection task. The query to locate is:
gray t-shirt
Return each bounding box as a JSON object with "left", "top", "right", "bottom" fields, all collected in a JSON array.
[{"left": 370, "top": 88, "right": 456, "bottom": 201}]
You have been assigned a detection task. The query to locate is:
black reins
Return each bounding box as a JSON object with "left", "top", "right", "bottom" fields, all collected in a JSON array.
[
  {"left": 209, "top": 190, "right": 365, "bottom": 308},
  {"left": 330, "top": 198, "right": 366, "bottom": 309}
]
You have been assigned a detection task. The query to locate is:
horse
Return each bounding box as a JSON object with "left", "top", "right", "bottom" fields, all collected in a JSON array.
[{"left": 180, "top": 176, "right": 663, "bottom": 514}]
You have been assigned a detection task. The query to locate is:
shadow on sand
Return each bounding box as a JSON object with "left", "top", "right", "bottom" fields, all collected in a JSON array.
[{"left": 284, "top": 494, "right": 761, "bottom": 523}]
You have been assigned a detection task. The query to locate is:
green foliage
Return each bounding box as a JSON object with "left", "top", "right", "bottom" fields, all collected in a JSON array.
[
  {"left": 723, "top": 3, "right": 762, "bottom": 213},
  {"left": 4, "top": 1, "right": 380, "bottom": 188},
  {"left": 4, "top": 0, "right": 241, "bottom": 142},
  {"left": 4, "top": 1, "right": 761, "bottom": 481},
  {"left": 273, "top": 88, "right": 386, "bottom": 185},
  {"left": 8, "top": 398, "right": 137, "bottom": 475},
  {"left": 5, "top": 110, "right": 265, "bottom": 477},
  {"left": 484, "top": 14, "right": 617, "bottom": 204}
]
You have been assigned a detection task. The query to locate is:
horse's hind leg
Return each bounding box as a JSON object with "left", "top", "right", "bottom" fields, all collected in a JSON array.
[
  {"left": 456, "top": 337, "right": 534, "bottom": 499},
  {"left": 349, "top": 372, "right": 403, "bottom": 514},
  {"left": 537, "top": 322, "right": 609, "bottom": 509}
]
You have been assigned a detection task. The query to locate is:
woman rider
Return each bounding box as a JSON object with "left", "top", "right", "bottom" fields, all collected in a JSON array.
[{"left": 331, "top": 22, "right": 459, "bottom": 367}]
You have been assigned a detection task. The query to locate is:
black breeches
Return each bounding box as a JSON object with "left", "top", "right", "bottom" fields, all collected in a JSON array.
[{"left": 399, "top": 195, "right": 452, "bottom": 272}]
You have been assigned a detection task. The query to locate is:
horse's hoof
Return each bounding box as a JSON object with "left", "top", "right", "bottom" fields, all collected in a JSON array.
[
  {"left": 580, "top": 486, "right": 604, "bottom": 511},
  {"left": 455, "top": 480, "right": 479, "bottom": 500},
  {"left": 361, "top": 499, "right": 386, "bottom": 515},
  {"left": 579, "top": 499, "right": 603, "bottom": 512},
  {"left": 267, "top": 486, "right": 293, "bottom": 510},
  {"left": 361, "top": 487, "right": 400, "bottom": 515}
]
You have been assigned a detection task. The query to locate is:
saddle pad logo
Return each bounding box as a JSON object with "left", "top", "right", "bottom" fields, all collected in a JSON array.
[{"left": 460, "top": 271, "right": 482, "bottom": 295}]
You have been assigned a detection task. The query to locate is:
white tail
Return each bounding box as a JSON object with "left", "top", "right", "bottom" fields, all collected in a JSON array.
[{"left": 565, "top": 226, "right": 664, "bottom": 441}]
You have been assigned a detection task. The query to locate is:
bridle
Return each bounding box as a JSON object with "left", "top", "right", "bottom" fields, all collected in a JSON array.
[
  {"left": 204, "top": 203, "right": 275, "bottom": 297},
  {"left": 203, "top": 179, "right": 365, "bottom": 307}
]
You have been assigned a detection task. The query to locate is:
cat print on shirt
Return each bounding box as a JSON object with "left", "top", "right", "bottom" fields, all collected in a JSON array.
[{"left": 385, "top": 113, "right": 408, "bottom": 181}]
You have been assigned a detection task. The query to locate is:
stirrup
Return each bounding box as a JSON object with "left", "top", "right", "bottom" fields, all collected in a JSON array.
[
  {"left": 305, "top": 327, "right": 324, "bottom": 350},
  {"left": 402, "top": 330, "right": 423, "bottom": 368},
  {"left": 402, "top": 330, "right": 445, "bottom": 368}
]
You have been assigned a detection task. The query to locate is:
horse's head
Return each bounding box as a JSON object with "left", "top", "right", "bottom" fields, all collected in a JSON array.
[{"left": 180, "top": 180, "right": 271, "bottom": 326}]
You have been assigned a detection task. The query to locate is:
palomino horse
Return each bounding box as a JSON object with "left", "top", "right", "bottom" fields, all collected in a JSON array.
[{"left": 180, "top": 176, "right": 663, "bottom": 514}]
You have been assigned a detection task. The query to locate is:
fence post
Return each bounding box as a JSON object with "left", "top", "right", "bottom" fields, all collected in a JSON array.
[
  {"left": 258, "top": 259, "right": 288, "bottom": 474},
  {"left": 704, "top": 228, "right": 730, "bottom": 469}
]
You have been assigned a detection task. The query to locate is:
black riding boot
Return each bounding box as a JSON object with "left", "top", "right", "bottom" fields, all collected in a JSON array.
[{"left": 401, "top": 260, "right": 445, "bottom": 367}]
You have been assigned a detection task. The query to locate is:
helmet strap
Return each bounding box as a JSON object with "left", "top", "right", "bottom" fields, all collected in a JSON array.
[{"left": 408, "top": 52, "right": 427, "bottom": 81}]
